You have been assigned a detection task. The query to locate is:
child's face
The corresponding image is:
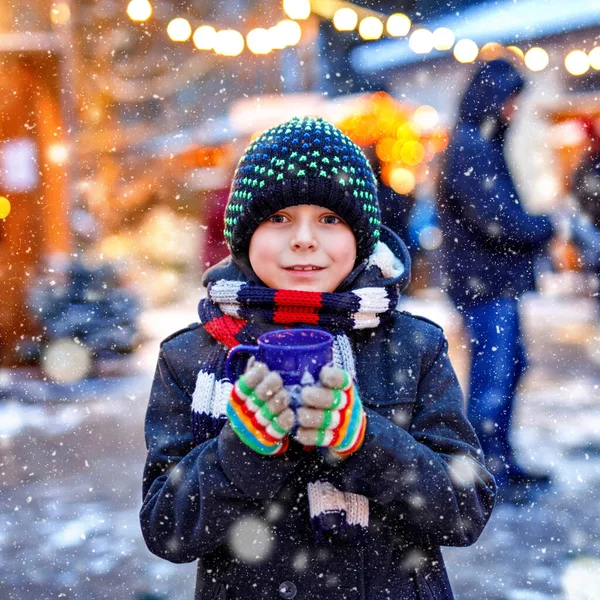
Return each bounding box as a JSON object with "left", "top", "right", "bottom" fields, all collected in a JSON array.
[{"left": 248, "top": 204, "right": 357, "bottom": 292}]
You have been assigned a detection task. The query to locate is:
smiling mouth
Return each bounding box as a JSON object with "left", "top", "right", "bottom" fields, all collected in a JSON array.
[{"left": 284, "top": 265, "right": 325, "bottom": 271}]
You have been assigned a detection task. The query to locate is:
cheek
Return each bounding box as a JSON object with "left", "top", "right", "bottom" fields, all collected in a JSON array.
[
  {"left": 249, "top": 230, "right": 281, "bottom": 277},
  {"left": 331, "top": 231, "right": 357, "bottom": 268}
]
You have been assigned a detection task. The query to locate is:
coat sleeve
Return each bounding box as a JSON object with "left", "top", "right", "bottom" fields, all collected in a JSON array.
[
  {"left": 140, "top": 345, "right": 302, "bottom": 563},
  {"left": 444, "top": 136, "right": 553, "bottom": 253},
  {"left": 326, "top": 331, "right": 496, "bottom": 547}
]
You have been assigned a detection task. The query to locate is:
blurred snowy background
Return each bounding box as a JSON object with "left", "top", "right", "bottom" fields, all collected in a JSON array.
[{"left": 2, "top": 0, "right": 600, "bottom": 598}]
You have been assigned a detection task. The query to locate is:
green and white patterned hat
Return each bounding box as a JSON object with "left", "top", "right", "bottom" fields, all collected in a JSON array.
[{"left": 224, "top": 116, "right": 380, "bottom": 265}]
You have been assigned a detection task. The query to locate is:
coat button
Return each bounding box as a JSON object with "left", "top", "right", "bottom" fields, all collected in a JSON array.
[{"left": 278, "top": 581, "right": 297, "bottom": 599}]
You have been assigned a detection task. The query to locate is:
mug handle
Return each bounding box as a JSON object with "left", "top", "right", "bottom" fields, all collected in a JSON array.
[{"left": 226, "top": 345, "right": 259, "bottom": 382}]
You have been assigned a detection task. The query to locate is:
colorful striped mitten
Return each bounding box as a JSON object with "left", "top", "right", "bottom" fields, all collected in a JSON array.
[
  {"left": 227, "top": 361, "right": 295, "bottom": 456},
  {"left": 294, "top": 366, "right": 367, "bottom": 456}
]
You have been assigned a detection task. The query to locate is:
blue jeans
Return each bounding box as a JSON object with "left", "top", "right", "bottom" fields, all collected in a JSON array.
[{"left": 461, "top": 299, "right": 527, "bottom": 482}]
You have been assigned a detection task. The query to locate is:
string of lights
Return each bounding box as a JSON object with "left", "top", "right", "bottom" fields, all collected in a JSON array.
[
  {"left": 126, "top": 0, "right": 303, "bottom": 56},
  {"left": 126, "top": 0, "right": 600, "bottom": 76}
]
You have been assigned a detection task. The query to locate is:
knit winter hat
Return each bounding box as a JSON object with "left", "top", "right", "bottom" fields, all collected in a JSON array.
[{"left": 224, "top": 116, "right": 380, "bottom": 265}]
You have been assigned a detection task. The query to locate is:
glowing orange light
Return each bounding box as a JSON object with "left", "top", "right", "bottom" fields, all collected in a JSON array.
[
  {"left": 400, "top": 140, "right": 425, "bottom": 165},
  {"left": 389, "top": 168, "right": 416, "bottom": 194},
  {"left": 376, "top": 137, "right": 396, "bottom": 163},
  {"left": 480, "top": 42, "right": 504, "bottom": 61}
]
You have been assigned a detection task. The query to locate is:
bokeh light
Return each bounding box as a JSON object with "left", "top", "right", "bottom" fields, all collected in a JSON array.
[
  {"left": 283, "top": 0, "right": 310, "bottom": 20},
  {"left": 389, "top": 167, "right": 416, "bottom": 194},
  {"left": 127, "top": 0, "right": 152, "bottom": 22},
  {"left": 412, "top": 105, "right": 439, "bottom": 132},
  {"left": 275, "top": 19, "right": 302, "bottom": 47},
  {"left": 396, "top": 121, "right": 421, "bottom": 141},
  {"left": 589, "top": 47, "right": 600, "bottom": 70},
  {"left": 419, "top": 226, "right": 443, "bottom": 251},
  {"left": 453, "top": 39, "right": 479, "bottom": 63},
  {"left": 193, "top": 25, "right": 217, "bottom": 50},
  {"left": 386, "top": 13, "right": 411, "bottom": 37},
  {"left": 247, "top": 29, "right": 272, "bottom": 54},
  {"left": 479, "top": 42, "right": 504, "bottom": 61},
  {"left": 524, "top": 47, "right": 549, "bottom": 71},
  {"left": 42, "top": 339, "right": 92, "bottom": 383},
  {"left": 359, "top": 17, "right": 383, "bottom": 41},
  {"left": 565, "top": 50, "right": 590, "bottom": 76},
  {"left": 167, "top": 18, "right": 192, "bottom": 42},
  {"left": 47, "top": 143, "right": 69, "bottom": 164},
  {"left": 400, "top": 140, "right": 425, "bottom": 165},
  {"left": 0, "top": 196, "right": 11, "bottom": 219},
  {"left": 432, "top": 27, "right": 455, "bottom": 51},
  {"left": 214, "top": 29, "right": 245, "bottom": 56},
  {"left": 376, "top": 137, "right": 396, "bottom": 163},
  {"left": 409, "top": 29, "right": 434, "bottom": 54},
  {"left": 333, "top": 8, "right": 358, "bottom": 32},
  {"left": 506, "top": 45, "right": 525, "bottom": 60},
  {"left": 50, "top": 3, "right": 71, "bottom": 25}
]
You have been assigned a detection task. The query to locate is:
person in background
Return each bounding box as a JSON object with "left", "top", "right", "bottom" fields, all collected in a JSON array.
[{"left": 438, "top": 59, "right": 554, "bottom": 499}]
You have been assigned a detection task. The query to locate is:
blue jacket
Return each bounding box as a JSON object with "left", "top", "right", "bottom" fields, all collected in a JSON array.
[
  {"left": 140, "top": 227, "right": 495, "bottom": 600},
  {"left": 438, "top": 60, "right": 554, "bottom": 307}
]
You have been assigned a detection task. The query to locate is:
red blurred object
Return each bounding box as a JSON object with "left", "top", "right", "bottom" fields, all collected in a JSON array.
[{"left": 201, "top": 188, "right": 230, "bottom": 271}]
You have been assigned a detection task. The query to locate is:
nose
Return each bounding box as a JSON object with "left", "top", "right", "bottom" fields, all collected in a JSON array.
[{"left": 290, "top": 218, "right": 318, "bottom": 251}]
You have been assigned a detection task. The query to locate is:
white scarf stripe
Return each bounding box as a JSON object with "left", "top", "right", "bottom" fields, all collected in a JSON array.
[
  {"left": 192, "top": 370, "right": 232, "bottom": 419},
  {"left": 353, "top": 287, "right": 392, "bottom": 312},
  {"left": 333, "top": 334, "right": 356, "bottom": 380},
  {"left": 351, "top": 312, "right": 381, "bottom": 329},
  {"left": 220, "top": 303, "right": 242, "bottom": 318},
  {"left": 210, "top": 280, "right": 245, "bottom": 304}
]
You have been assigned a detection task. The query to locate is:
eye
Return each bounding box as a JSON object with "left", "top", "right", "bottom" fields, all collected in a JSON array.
[
  {"left": 267, "top": 213, "right": 289, "bottom": 224},
  {"left": 321, "top": 214, "right": 343, "bottom": 225}
]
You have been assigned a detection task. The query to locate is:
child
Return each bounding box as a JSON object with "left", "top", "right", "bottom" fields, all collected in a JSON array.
[{"left": 140, "top": 117, "right": 495, "bottom": 600}]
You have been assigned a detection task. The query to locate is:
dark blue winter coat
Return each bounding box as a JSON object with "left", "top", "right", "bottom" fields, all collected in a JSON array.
[
  {"left": 438, "top": 59, "right": 554, "bottom": 307},
  {"left": 140, "top": 227, "right": 496, "bottom": 600}
]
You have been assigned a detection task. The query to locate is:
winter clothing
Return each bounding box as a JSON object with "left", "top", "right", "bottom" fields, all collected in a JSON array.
[
  {"left": 227, "top": 361, "right": 294, "bottom": 456},
  {"left": 295, "top": 365, "right": 367, "bottom": 456},
  {"left": 225, "top": 117, "right": 381, "bottom": 265},
  {"left": 140, "top": 225, "right": 496, "bottom": 600},
  {"left": 200, "top": 275, "right": 398, "bottom": 335},
  {"left": 461, "top": 298, "right": 527, "bottom": 487},
  {"left": 438, "top": 60, "right": 552, "bottom": 488},
  {"left": 196, "top": 238, "right": 403, "bottom": 541},
  {"left": 438, "top": 60, "right": 553, "bottom": 307}
]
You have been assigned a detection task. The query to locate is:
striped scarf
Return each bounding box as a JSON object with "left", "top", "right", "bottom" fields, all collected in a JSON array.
[{"left": 192, "top": 276, "right": 398, "bottom": 541}]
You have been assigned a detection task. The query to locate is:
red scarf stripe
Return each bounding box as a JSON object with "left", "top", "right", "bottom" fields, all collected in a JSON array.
[
  {"left": 274, "top": 309, "right": 320, "bottom": 325},
  {"left": 274, "top": 289, "right": 324, "bottom": 307},
  {"left": 273, "top": 289, "right": 322, "bottom": 324},
  {"left": 204, "top": 315, "right": 247, "bottom": 349}
]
